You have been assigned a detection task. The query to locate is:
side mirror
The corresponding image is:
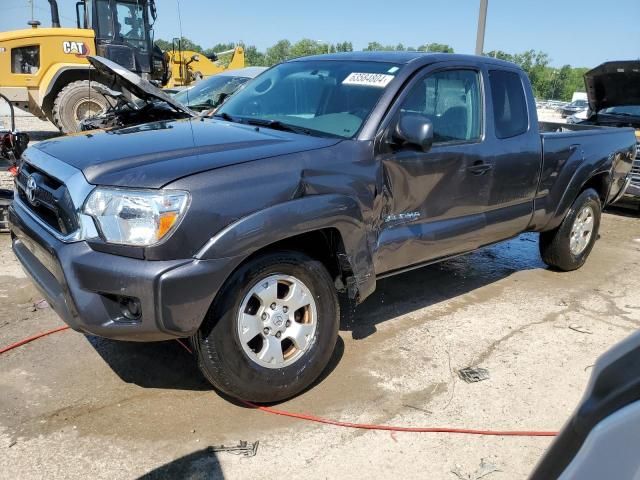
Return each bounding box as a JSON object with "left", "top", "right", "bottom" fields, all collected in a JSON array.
[{"left": 394, "top": 114, "right": 433, "bottom": 152}]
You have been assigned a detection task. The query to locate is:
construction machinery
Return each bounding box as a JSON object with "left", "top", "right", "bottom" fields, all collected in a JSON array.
[
  {"left": 0, "top": 0, "right": 244, "bottom": 133},
  {"left": 164, "top": 41, "right": 245, "bottom": 89}
]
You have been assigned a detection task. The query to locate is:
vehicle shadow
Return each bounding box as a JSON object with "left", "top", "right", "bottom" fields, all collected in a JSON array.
[
  {"left": 87, "top": 335, "right": 212, "bottom": 391},
  {"left": 86, "top": 330, "right": 345, "bottom": 395},
  {"left": 87, "top": 233, "right": 542, "bottom": 392},
  {"left": 137, "top": 448, "right": 223, "bottom": 480},
  {"left": 342, "top": 232, "right": 546, "bottom": 340}
]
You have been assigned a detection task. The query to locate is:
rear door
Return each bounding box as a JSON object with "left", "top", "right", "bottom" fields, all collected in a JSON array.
[
  {"left": 482, "top": 69, "right": 541, "bottom": 240},
  {"left": 373, "top": 63, "right": 494, "bottom": 274}
]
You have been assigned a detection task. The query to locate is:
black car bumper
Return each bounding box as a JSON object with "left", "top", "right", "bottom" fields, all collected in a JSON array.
[{"left": 9, "top": 201, "right": 238, "bottom": 341}]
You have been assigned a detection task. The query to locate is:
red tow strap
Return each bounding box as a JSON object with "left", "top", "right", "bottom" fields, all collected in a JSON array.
[{"left": 3, "top": 327, "right": 558, "bottom": 437}]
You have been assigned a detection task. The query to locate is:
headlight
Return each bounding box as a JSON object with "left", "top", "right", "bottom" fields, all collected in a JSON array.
[{"left": 83, "top": 187, "right": 189, "bottom": 246}]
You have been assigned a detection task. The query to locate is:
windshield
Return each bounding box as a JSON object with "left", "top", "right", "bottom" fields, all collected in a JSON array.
[
  {"left": 600, "top": 105, "right": 640, "bottom": 117},
  {"left": 174, "top": 75, "right": 250, "bottom": 110},
  {"left": 217, "top": 60, "right": 402, "bottom": 138},
  {"left": 94, "top": 0, "right": 149, "bottom": 52},
  {"left": 115, "top": 1, "right": 147, "bottom": 51}
]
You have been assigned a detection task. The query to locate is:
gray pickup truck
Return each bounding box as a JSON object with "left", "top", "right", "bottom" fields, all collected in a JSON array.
[{"left": 9, "top": 52, "right": 636, "bottom": 402}]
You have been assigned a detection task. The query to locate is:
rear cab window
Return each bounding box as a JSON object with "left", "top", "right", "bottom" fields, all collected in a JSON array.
[{"left": 489, "top": 70, "right": 529, "bottom": 138}]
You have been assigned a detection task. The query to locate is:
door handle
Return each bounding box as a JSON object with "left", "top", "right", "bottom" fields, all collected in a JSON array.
[{"left": 467, "top": 160, "right": 493, "bottom": 175}]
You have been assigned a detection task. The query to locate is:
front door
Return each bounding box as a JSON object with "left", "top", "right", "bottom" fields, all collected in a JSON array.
[{"left": 374, "top": 66, "right": 493, "bottom": 274}]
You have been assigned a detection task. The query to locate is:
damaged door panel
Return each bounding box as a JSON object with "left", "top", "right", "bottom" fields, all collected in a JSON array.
[{"left": 374, "top": 65, "right": 491, "bottom": 273}]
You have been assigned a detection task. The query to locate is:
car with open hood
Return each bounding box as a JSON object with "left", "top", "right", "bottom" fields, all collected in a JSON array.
[
  {"left": 79, "top": 57, "right": 265, "bottom": 130},
  {"left": 575, "top": 61, "right": 640, "bottom": 202}
]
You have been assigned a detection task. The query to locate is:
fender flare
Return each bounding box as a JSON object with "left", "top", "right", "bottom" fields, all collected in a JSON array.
[
  {"left": 39, "top": 64, "right": 94, "bottom": 105},
  {"left": 548, "top": 166, "right": 611, "bottom": 231},
  {"left": 195, "top": 194, "right": 376, "bottom": 301}
]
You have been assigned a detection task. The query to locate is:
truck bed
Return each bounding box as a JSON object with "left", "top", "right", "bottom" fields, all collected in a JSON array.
[{"left": 529, "top": 121, "right": 636, "bottom": 231}]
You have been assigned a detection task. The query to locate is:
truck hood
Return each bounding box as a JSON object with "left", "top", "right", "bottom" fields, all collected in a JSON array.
[
  {"left": 584, "top": 61, "right": 640, "bottom": 112},
  {"left": 86, "top": 55, "right": 195, "bottom": 117},
  {"left": 33, "top": 118, "right": 341, "bottom": 188}
]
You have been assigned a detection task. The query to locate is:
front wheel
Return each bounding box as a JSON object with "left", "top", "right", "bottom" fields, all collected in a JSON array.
[
  {"left": 540, "top": 188, "right": 602, "bottom": 271},
  {"left": 194, "top": 251, "right": 339, "bottom": 402}
]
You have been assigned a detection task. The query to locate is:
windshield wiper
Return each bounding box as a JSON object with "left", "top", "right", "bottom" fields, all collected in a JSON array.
[
  {"left": 243, "top": 118, "right": 312, "bottom": 135},
  {"left": 213, "top": 112, "right": 240, "bottom": 123}
]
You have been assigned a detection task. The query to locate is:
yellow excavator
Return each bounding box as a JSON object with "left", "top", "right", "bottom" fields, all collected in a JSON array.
[
  {"left": 164, "top": 39, "right": 245, "bottom": 89},
  {"left": 0, "top": 0, "right": 244, "bottom": 133}
]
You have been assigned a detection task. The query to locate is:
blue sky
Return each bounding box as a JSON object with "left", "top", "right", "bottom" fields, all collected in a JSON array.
[{"left": 2, "top": 0, "right": 639, "bottom": 68}]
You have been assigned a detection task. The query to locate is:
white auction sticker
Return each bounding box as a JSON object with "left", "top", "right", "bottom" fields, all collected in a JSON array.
[{"left": 342, "top": 72, "right": 395, "bottom": 88}]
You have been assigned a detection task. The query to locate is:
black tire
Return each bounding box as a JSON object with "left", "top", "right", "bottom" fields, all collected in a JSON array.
[
  {"left": 52, "top": 80, "right": 111, "bottom": 133},
  {"left": 540, "top": 188, "right": 601, "bottom": 271},
  {"left": 194, "top": 251, "right": 339, "bottom": 402}
]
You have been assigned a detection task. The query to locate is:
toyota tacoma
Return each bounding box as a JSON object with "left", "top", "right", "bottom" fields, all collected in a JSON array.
[{"left": 9, "top": 52, "right": 636, "bottom": 402}]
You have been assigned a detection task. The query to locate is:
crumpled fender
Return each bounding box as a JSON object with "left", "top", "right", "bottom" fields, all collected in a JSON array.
[{"left": 194, "top": 194, "right": 376, "bottom": 301}]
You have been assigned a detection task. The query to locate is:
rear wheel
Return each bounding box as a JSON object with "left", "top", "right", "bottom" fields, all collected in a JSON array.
[
  {"left": 52, "top": 80, "right": 111, "bottom": 133},
  {"left": 540, "top": 188, "right": 601, "bottom": 271},
  {"left": 194, "top": 251, "right": 339, "bottom": 402}
]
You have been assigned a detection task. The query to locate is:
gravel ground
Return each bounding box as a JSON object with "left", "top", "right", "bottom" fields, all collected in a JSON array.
[{"left": 1, "top": 114, "right": 639, "bottom": 480}]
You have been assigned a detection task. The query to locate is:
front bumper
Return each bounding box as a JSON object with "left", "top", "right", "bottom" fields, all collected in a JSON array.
[{"left": 9, "top": 200, "right": 239, "bottom": 341}]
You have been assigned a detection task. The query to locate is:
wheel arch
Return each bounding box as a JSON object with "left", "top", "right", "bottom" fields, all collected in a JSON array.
[
  {"left": 581, "top": 171, "right": 610, "bottom": 204},
  {"left": 546, "top": 169, "right": 609, "bottom": 231},
  {"left": 40, "top": 65, "right": 111, "bottom": 120},
  {"left": 196, "top": 194, "right": 376, "bottom": 303}
]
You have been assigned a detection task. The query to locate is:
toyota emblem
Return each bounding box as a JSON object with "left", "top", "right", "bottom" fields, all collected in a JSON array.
[{"left": 25, "top": 175, "right": 38, "bottom": 205}]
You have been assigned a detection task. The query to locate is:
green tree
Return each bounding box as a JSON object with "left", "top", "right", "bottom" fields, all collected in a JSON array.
[
  {"left": 155, "top": 36, "right": 203, "bottom": 53},
  {"left": 335, "top": 41, "right": 353, "bottom": 52},
  {"left": 484, "top": 50, "right": 514, "bottom": 62},
  {"left": 290, "top": 39, "right": 329, "bottom": 58},
  {"left": 244, "top": 45, "right": 266, "bottom": 66},
  {"left": 418, "top": 43, "right": 454, "bottom": 53},
  {"left": 484, "top": 48, "right": 588, "bottom": 100},
  {"left": 203, "top": 43, "right": 236, "bottom": 58},
  {"left": 265, "top": 39, "right": 292, "bottom": 65},
  {"left": 155, "top": 38, "right": 172, "bottom": 52},
  {"left": 364, "top": 42, "right": 395, "bottom": 51},
  {"left": 561, "top": 67, "right": 588, "bottom": 100}
]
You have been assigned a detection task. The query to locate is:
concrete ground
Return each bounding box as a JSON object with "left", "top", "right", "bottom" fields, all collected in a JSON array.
[
  {"left": 1, "top": 211, "right": 639, "bottom": 479},
  {"left": 1, "top": 114, "right": 639, "bottom": 480}
]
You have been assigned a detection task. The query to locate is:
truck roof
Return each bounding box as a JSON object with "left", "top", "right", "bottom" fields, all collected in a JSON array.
[{"left": 289, "top": 51, "right": 520, "bottom": 69}]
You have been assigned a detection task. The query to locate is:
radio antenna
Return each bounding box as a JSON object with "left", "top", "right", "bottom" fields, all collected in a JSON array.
[{"left": 176, "top": 0, "right": 189, "bottom": 104}]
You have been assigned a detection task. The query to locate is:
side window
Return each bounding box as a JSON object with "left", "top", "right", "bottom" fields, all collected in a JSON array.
[
  {"left": 115, "top": 2, "right": 146, "bottom": 45},
  {"left": 11, "top": 46, "right": 40, "bottom": 74},
  {"left": 400, "top": 69, "right": 482, "bottom": 143},
  {"left": 489, "top": 70, "right": 528, "bottom": 138},
  {"left": 95, "top": 0, "right": 114, "bottom": 39}
]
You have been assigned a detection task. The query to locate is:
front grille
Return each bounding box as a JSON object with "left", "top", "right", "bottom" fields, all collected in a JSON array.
[
  {"left": 631, "top": 145, "right": 640, "bottom": 187},
  {"left": 15, "top": 162, "right": 79, "bottom": 235}
]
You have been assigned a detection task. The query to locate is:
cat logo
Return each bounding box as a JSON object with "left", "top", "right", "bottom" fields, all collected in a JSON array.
[{"left": 62, "top": 41, "right": 88, "bottom": 56}]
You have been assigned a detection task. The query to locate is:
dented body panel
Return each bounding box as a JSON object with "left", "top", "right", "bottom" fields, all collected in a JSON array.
[{"left": 9, "top": 53, "right": 637, "bottom": 341}]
